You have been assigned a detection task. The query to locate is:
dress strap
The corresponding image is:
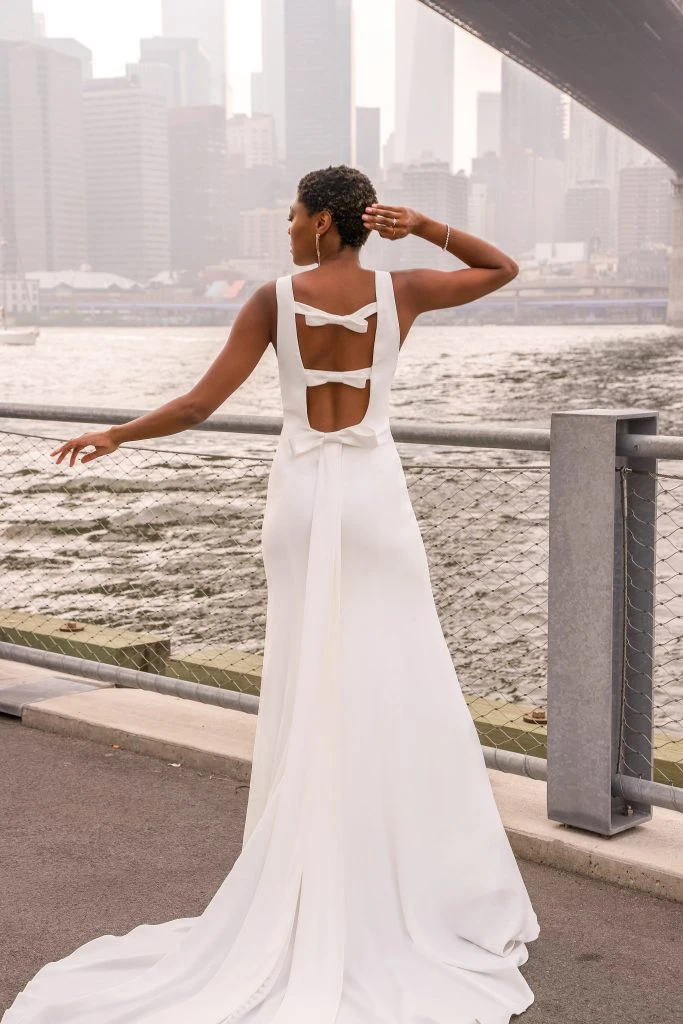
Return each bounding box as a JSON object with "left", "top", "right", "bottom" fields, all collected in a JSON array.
[{"left": 293, "top": 301, "right": 378, "bottom": 333}]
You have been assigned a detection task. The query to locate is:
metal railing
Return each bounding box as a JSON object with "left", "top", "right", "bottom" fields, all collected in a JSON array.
[{"left": 1, "top": 402, "right": 683, "bottom": 831}]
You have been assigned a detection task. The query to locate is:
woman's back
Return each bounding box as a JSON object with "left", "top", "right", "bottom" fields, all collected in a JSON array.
[
  {"left": 273, "top": 268, "right": 399, "bottom": 439},
  {"left": 277, "top": 266, "right": 385, "bottom": 435}
]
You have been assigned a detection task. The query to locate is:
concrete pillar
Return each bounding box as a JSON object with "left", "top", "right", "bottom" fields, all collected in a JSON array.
[
  {"left": 547, "top": 409, "right": 657, "bottom": 836},
  {"left": 667, "top": 176, "right": 683, "bottom": 326}
]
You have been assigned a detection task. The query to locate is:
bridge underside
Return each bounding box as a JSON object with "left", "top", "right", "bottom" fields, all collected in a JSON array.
[{"left": 420, "top": 0, "right": 683, "bottom": 175}]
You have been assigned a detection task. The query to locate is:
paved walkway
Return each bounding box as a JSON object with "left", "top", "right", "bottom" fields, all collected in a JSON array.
[{"left": 1, "top": 716, "right": 681, "bottom": 1023}]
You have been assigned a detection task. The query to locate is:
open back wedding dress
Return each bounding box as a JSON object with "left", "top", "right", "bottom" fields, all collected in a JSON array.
[{"left": 3, "top": 269, "right": 540, "bottom": 1024}]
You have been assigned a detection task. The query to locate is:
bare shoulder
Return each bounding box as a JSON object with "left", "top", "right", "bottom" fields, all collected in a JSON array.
[
  {"left": 241, "top": 279, "right": 278, "bottom": 348},
  {"left": 251, "top": 279, "right": 277, "bottom": 311},
  {"left": 390, "top": 263, "right": 518, "bottom": 321},
  {"left": 387, "top": 270, "right": 423, "bottom": 345}
]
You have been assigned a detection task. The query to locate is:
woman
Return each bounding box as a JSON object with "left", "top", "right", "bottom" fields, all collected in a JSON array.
[{"left": 6, "top": 166, "right": 539, "bottom": 1024}]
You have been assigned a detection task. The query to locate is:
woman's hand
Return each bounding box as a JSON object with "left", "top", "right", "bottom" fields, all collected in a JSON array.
[
  {"left": 50, "top": 429, "right": 120, "bottom": 468},
  {"left": 362, "top": 203, "right": 425, "bottom": 241}
]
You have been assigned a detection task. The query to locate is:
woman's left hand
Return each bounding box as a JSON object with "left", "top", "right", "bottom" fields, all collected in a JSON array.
[
  {"left": 50, "top": 429, "right": 119, "bottom": 468},
  {"left": 362, "top": 203, "right": 424, "bottom": 240}
]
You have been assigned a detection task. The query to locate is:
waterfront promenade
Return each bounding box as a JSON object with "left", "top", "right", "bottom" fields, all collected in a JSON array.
[
  {"left": 2, "top": 647, "right": 683, "bottom": 1023},
  {"left": 1, "top": 711, "right": 681, "bottom": 1024}
]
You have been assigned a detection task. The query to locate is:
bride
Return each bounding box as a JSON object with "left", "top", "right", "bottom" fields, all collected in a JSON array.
[{"left": 6, "top": 165, "right": 539, "bottom": 1024}]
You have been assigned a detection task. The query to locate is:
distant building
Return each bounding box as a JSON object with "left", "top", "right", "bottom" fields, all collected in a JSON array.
[
  {"left": 162, "top": 0, "right": 228, "bottom": 110},
  {"left": 384, "top": 162, "right": 468, "bottom": 271},
  {"left": 240, "top": 204, "right": 291, "bottom": 270},
  {"left": 225, "top": 161, "right": 288, "bottom": 261},
  {"left": 501, "top": 57, "right": 564, "bottom": 162},
  {"left": 169, "top": 106, "right": 227, "bottom": 271},
  {"left": 471, "top": 151, "right": 500, "bottom": 241},
  {"left": 618, "top": 246, "right": 670, "bottom": 285},
  {"left": 1, "top": 275, "right": 39, "bottom": 314},
  {"left": 469, "top": 182, "right": 492, "bottom": 238},
  {"left": 476, "top": 92, "right": 501, "bottom": 158},
  {"left": 499, "top": 56, "right": 564, "bottom": 255},
  {"left": 258, "top": 0, "right": 286, "bottom": 164},
  {"left": 524, "top": 241, "right": 588, "bottom": 278},
  {"left": 566, "top": 98, "right": 652, "bottom": 191},
  {"left": 84, "top": 78, "right": 170, "bottom": 280},
  {"left": 566, "top": 98, "right": 654, "bottom": 248},
  {"left": 533, "top": 156, "right": 565, "bottom": 247},
  {"left": 356, "top": 107, "right": 381, "bottom": 181},
  {"left": 618, "top": 161, "right": 673, "bottom": 263},
  {"left": 284, "top": 0, "right": 352, "bottom": 188},
  {"left": 251, "top": 70, "right": 266, "bottom": 118},
  {"left": 26, "top": 270, "right": 140, "bottom": 296},
  {"left": 138, "top": 37, "right": 211, "bottom": 108},
  {"left": 126, "top": 60, "right": 175, "bottom": 108},
  {"left": 226, "top": 113, "right": 276, "bottom": 169},
  {"left": 0, "top": 41, "right": 87, "bottom": 272},
  {"left": 395, "top": 0, "right": 454, "bottom": 169},
  {"left": 564, "top": 181, "right": 612, "bottom": 254},
  {"left": 0, "top": 0, "right": 34, "bottom": 41},
  {"left": 41, "top": 38, "right": 92, "bottom": 80},
  {"left": 382, "top": 131, "right": 397, "bottom": 171}
]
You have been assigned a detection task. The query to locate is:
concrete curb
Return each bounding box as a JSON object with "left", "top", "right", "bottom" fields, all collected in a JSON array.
[
  {"left": 7, "top": 668, "right": 683, "bottom": 905},
  {"left": 22, "top": 687, "right": 255, "bottom": 785}
]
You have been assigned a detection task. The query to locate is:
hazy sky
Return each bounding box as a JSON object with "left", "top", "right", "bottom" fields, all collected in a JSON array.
[{"left": 37, "top": 0, "right": 501, "bottom": 173}]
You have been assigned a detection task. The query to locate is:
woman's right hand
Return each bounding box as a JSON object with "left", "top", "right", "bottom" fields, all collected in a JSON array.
[
  {"left": 362, "top": 203, "right": 425, "bottom": 241},
  {"left": 50, "top": 428, "right": 120, "bottom": 468}
]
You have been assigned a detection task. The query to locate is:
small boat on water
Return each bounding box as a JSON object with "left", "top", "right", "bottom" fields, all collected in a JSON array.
[
  {"left": 0, "top": 237, "right": 39, "bottom": 346},
  {"left": 0, "top": 310, "right": 39, "bottom": 346}
]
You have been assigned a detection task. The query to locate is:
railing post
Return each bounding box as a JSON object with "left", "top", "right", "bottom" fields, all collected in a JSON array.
[{"left": 547, "top": 408, "right": 658, "bottom": 835}]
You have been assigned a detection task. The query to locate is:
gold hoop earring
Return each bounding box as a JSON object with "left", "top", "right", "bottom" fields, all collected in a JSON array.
[{"left": 315, "top": 233, "right": 321, "bottom": 267}]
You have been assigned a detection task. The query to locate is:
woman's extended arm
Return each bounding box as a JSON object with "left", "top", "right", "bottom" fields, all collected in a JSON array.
[
  {"left": 362, "top": 203, "right": 518, "bottom": 316},
  {"left": 50, "top": 283, "right": 275, "bottom": 467}
]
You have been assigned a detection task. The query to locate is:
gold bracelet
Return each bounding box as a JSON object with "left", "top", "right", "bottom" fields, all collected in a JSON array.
[{"left": 443, "top": 224, "right": 450, "bottom": 251}]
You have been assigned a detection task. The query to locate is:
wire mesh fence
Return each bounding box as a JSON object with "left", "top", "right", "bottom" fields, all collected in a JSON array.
[
  {"left": 0, "top": 426, "right": 550, "bottom": 760},
  {"left": 621, "top": 465, "right": 683, "bottom": 792}
]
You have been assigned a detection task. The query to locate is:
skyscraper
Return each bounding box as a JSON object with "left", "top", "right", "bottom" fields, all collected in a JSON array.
[
  {"left": 162, "top": 0, "right": 228, "bottom": 110},
  {"left": 284, "top": 0, "right": 353, "bottom": 189},
  {"left": 84, "top": 78, "right": 170, "bottom": 280},
  {"left": 139, "top": 37, "right": 211, "bottom": 107},
  {"left": 169, "top": 106, "right": 227, "bottom": 271},
  {"left": 618, "top": 161, "right": 673, "bottom": 260},
  {"left": 0, "top": 0, "right": 34, "bottom": 41},
  {"left": 567, "top": 98, "right": 654, "bottom": 251},
  {"left": 41, "top": 38, "right": 93, "bottom": 81},
  {"left": 0, "top": 41, "right": 87, "bottom": 272},
  {"left": 564, "top": 181, "right": 611, "bottom": 253},
  {"left": 500, "top": 57, "right": 564, "bottom": 162},
  {"left": 259, "top": 0, "right": 285, "bottom": 164},
  {"left": 355, "top": 107, "right": 381, "bottom": 180},
  {"left": 476, "top": 92, "right": 501, "bottom": 157},
  {"left": 226, "top": 114, "right": 277, "bottom": 170},
  {"left": 566, "top": 99, "right": 652, "bottom": 192},
  {"left": 394, "top": 0, "right": 454, "bottom": 169},
  {"left": 498, "top": 56, "right": 565, "bottom": 254},
  {"left": 389, "top": 162, "right": 468, "bottom": 271}
]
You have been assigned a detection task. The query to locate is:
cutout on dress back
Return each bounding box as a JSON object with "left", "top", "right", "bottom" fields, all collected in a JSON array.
[{"left": 292, "top": 275, "right": 379, "bottom": 434}]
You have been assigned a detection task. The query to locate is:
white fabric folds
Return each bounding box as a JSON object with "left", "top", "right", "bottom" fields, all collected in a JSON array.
[{"left": 2, "top": 270, "right": 540, "bottom": 1024}]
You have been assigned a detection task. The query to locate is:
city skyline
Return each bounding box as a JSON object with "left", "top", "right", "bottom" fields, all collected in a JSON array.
[
  {"left": 36, "top": 0, "right": 501, "bottom": 175},
  {"left": 0, "top": 0, "right": 667, "bottom": 291}
]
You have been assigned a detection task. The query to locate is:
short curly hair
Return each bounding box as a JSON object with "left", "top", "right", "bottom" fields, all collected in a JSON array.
[{"left": 297, "top": 165, "right": 378, "bottom": 250}]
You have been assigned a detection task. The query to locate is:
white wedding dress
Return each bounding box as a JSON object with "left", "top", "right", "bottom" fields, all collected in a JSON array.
[{"left": 2, "top": 270, "right": 540, "bottom": 1024}]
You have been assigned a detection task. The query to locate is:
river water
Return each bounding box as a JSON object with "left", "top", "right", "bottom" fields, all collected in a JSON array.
[
  {"left": 2, "top": 323, "right": 683, "bottom": 745},
  {"left": 3, "top": 321, "right": 683, "bottom": 440}
]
